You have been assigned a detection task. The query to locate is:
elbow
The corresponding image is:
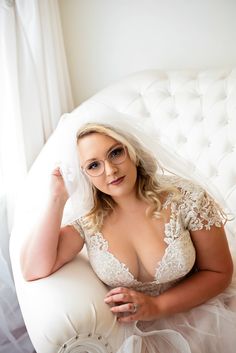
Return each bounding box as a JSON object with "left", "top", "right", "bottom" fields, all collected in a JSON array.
[
  {"left": 20, "top": 254, "right": 35, "bottom": 281},
  {"left": 20, "top": 249, "right": 53, "bottom": 281},
  {"left": 227, "top": 255, "right": 234, "bottom": 283},
  {"left": 225, "top": 267, "right": 234, "bottom": 288},
  {"left": 22, "top": 268, "right": 52, "bottom": 281},
  {"left": 23, "top": 274, "right": 38, "bottom": 282},
  {"left": 22, "top": 271, "right": 42, "bottom": 282},
  {"left": 220, "top": 262, "right": 234, "bottom": 291},
  {"left": 20, "top": 257, "right": 52, "bottom": 281}
]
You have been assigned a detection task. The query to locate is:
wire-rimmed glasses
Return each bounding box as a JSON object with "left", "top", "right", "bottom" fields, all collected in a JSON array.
[{"left": 81, "top": 144, "right": 127, "bottom": 177}]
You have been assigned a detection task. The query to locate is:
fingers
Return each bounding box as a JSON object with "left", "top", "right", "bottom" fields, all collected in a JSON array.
[
  {"left": 105, "top": 288, "right": 159, "bottom": 323},
  {"left": 52, "top": 167, "right": 62, "bottom": 176},
  {"left": 110, "top": 303, "right": 138, "bottom": 324},
  {"left": 104, "top": 287, "right": 136, "bottom": 307},
  {"left": 110, "top": 302, "right": 135, "bottom": 314},
  {"left": 104, "top": 292, "right": 129, "bottom": 304},
  {"left": 104, "top": 287, "right": 140, "bottom": 323}
]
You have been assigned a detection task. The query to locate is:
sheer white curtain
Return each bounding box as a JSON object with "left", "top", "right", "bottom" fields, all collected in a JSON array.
[{"left": 0, "top": 0, "right": 74, "bottom": 351}]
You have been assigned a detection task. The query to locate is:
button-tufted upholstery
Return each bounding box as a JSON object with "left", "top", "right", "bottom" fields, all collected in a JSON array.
[
  {"left": 10, "top": 69, "right": 236, "bottom": 353},
  {"left": 90, "top": 68, "right": 236, "bottom": 244}
]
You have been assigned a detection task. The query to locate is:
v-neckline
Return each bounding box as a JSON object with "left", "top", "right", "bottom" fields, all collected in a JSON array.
[
  {"left": 93, "top": 194, "right": 174, "bottom": 284},
  {"left": 95, "top": 221, "right": 173, "bottom": 285}
]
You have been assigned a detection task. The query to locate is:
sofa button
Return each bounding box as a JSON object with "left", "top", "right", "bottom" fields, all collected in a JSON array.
[
  {"left": 171, "top": 113, "right": 178, "bottom": 119},
  {"left": 198, "top": 115, "right": 204, "bottom": 122},
  {"left": 179, "top": 136, "right": 187, "bottom": 144},
  {"left": 223, "top": 119, "right": 229, "bottom": 125}
]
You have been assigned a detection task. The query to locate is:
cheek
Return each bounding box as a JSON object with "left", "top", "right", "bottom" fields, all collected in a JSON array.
[
  {"left": 89, "top": 177, "right": 106, "bottom": 192},
  {"left": 131, "top": 167, "right": 138, "bottom": 185},
  {"left": 129, "top": 162, "right": 138, "bottom": 179}
]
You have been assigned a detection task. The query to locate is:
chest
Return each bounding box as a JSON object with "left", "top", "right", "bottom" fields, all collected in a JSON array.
[
  {"left": 86, "top": 227, "right": 195, "bottom": 287},
  {"left": 96, "top": 209, "right": 172, "bottom": 282},
  {"left": 83, "top": 187, "right": 196, "bottom": 286}
]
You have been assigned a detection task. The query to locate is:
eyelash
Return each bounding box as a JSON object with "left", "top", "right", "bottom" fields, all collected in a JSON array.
[
  {"left": 87, "top": 161, "right": 101, "bottom": 170},
  {"left": 86, "top": 146, "right": 124, "bottom": 170},
  {"left": 109, "top": 147, "right": 123, "bottom": 158}
]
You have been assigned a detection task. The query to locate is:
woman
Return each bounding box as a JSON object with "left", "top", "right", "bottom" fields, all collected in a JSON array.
[{"left": 20, "top": 120, "right": 236, "bottom": 353}]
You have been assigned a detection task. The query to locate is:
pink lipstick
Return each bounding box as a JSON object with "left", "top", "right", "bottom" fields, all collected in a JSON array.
[{"left": 110, "top": 176, "right": 125, "bottom": 185}]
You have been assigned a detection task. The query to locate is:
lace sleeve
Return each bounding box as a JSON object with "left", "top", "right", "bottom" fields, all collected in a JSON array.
[
  {"left": 179, "top": 181, "right": 225, "bottom": 231},
  {"left": 69, "top": 218, "right": 85, "bottom": 240}
]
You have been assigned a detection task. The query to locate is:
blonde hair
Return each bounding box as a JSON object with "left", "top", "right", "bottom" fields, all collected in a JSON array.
[{"left": 76, "top": 123, "right": 180, "bottom": 232}]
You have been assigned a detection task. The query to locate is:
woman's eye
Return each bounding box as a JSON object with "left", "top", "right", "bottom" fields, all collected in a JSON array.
[
  {"left": 109, "top": 147, "right": 124, "bottom": 159},
  {"left": 87, "top": 161, "right": 100, "bottom": 170}
]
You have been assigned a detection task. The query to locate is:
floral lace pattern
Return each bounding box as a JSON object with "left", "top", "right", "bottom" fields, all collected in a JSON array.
[{"left": 71, "top": 176, "right": 224, "bottom": 296}]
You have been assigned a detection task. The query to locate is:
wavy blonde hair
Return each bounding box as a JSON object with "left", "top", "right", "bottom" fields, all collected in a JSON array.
[{"left": 76, "top": 123, "right": 180, "bottom": 231}]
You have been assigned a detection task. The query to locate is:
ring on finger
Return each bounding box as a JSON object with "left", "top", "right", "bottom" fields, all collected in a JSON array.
[{"left": 132, "top": 303, "right": 139, "bottom": 313}]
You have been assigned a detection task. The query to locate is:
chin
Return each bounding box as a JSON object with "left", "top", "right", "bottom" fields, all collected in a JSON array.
[{"left": 109, "top": 185, "right": 136, "bottom": 198}]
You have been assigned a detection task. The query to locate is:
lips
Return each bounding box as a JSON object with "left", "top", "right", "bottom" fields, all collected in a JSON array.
[{"left": 109, "top": 176, "right": 125, "bottom": 185}]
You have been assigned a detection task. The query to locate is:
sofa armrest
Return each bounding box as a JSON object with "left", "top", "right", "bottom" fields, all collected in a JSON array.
[{"left": 10, "top": 237, "right": 123, "bottom": 353}]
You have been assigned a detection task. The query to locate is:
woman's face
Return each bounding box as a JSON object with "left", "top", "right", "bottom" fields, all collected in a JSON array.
[{"left": 78, "top": 133, "right": 137, "bottom": 200}]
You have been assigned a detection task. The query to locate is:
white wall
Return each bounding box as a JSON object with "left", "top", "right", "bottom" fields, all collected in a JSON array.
[{"left": 58, "top": 0, "right": 236, "bottom": 106}]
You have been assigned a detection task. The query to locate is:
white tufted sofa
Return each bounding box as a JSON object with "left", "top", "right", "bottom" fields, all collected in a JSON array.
[{"left": 10, "top": 68, "right": 236, "bottom": 353}]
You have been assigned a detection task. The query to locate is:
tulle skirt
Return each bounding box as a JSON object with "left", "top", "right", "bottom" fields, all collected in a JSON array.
[{"left": 116, "top": 277, "right": 236, "bottom": 353}]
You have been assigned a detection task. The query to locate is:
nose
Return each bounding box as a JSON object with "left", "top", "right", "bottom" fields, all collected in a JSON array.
[{"left": 104, "top": 160, "right": 118, "bottom": 176}]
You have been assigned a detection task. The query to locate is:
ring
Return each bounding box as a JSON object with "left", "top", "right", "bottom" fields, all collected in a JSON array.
[{"left": 132, "top": 303, "right": 139, "bottom": 313}]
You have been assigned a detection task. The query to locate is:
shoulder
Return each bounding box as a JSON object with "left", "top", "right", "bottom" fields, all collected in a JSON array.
[
  {"left": 158, "top": 174, "right": 225, "bottom": 230},
  {"left": 69, "top": 217, "right": 87, "bottom": 240},
  {"left": 158, "top": 174, "right": 212, "bottom": 203},
  {"left": 71, "top": 216, "right": 98, "bottom": 240}
]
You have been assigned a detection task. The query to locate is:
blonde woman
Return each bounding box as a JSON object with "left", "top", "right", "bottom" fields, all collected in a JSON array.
[{"left": 20, "top": 120, "right": 236, "bottom": 353}]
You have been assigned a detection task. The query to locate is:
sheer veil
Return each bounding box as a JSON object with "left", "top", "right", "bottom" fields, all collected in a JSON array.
[{"left": 53, "top": 103, "right": 231, "bottom": 231}]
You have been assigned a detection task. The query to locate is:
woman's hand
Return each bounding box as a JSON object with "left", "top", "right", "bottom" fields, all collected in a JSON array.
[
  {"left": 104, "top": 287, "right": 160, "bottom": 323},
  {"left": 50, "top": 167, "right": 69, "bottom": 203}
]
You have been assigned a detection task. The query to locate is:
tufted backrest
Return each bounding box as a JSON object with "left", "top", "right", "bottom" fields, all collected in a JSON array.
[{"left": 82, "top": 69, "right": 236, "bottom": 242}]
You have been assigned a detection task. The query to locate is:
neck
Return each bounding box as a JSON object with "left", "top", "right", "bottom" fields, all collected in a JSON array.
[{"left": 112, "top": 191, "right": 146, "bottom": 214}]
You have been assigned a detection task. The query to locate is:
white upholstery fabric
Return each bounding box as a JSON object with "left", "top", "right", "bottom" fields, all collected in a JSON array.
[{"left": 10, "top": 68, "right": 236, "bottom": 352}]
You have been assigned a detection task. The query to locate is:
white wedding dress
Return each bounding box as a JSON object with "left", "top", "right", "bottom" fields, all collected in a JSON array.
[{"left": 71, "top": 175, "right": 236, "bottom": 353}]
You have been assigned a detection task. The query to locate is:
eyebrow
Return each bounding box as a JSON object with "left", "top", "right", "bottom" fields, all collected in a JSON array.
[{"left": 84, "top": 143, "right": 122, "bottom": 163}]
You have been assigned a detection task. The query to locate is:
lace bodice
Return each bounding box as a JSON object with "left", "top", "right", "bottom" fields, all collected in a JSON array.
[{"left": 71, "top": 176, "right": 224, "bottom": 296}]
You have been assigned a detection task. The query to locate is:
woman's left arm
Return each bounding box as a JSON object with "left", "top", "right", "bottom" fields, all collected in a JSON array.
[{"left": 153, "top": 224, "right": 233, "bottom": 317}]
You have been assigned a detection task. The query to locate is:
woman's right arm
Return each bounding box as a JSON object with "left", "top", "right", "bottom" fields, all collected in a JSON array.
[{"left": 20, "top": 167, "right": 84, "bottom": 281}]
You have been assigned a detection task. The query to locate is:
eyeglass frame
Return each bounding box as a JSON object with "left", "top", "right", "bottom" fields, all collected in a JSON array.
[{"left": 81, "top": 144, "right": 128, "bottom": 177}]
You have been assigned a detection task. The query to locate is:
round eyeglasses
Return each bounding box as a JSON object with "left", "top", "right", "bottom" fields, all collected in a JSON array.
[{"left": 82, "top": 145, "right": 127, "bottom": 177}]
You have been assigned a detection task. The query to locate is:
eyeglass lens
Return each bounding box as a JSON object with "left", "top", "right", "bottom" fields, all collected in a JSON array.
[{"left": 84, "top": 145, "right": 126, "bottom": 176}]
